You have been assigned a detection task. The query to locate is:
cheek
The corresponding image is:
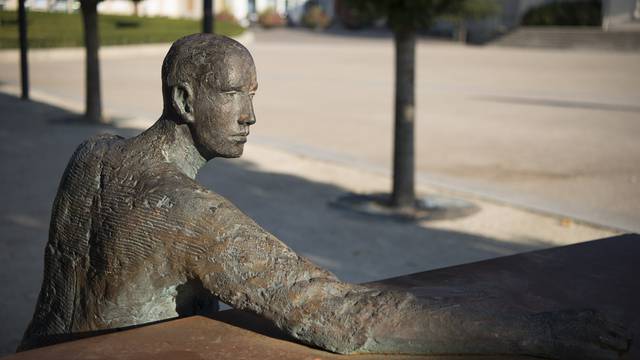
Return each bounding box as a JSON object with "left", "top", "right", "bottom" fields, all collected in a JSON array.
[
  {"left": 194, "top": 101, "right": 222, "bottom": 132},
  {"left": 208, "top": 95, "right": 242, "bottom": 124}
]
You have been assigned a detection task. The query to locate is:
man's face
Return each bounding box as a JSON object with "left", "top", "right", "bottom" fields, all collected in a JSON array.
[{"left": 191, "top": 52, "right": 257, "bottom": 159}]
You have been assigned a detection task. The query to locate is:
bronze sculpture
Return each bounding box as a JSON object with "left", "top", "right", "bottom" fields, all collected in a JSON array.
[{"left": 19, "top": 34, "right": 630, "bottom": 359}]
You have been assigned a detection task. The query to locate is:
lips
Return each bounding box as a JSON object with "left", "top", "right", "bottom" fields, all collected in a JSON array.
[{"left": 231, "top": 133, "right": 249, "bottom": 143}]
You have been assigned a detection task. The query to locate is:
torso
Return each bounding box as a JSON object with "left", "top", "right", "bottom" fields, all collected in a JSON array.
[{"left": 23, "top": 134, "right": 219, "bottom": 346}]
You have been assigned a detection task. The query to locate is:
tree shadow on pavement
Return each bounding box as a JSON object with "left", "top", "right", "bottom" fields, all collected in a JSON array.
[{"left": 0, "top": 92, "right": 551, "bottom": 355}]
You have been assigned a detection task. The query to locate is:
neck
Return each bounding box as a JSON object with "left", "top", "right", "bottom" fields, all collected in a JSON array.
[{"left": 140, "top": 116, "right": 207, "bottom": 179}]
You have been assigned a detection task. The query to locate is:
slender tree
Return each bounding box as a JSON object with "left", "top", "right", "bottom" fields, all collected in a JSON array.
[
  {"left": 132, "top": 0, "right": 143, "bottom": 17},
  {"left": 342, "top": 0, "right": 497, "bottom": 209},
  {"left": 391, "top": 17, "right": 416, "bottom": 208},
  {"left": 18, "top": 0, "right": 29, "bottom": 100},
  {"left": 203, "top": 0, "right": 215, "bottom": 33},
  {"left": 81, "top": 0, "right": 104, "bottom": 123}
]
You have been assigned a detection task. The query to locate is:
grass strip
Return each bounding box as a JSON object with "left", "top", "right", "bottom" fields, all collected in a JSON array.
[{"left": 0, "top": 10, "right": 245, "bottom": 49}]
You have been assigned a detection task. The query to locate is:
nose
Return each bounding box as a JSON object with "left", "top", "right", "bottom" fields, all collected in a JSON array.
[{"left": 238, "top": 99, "right": 256, "bottom": 126}]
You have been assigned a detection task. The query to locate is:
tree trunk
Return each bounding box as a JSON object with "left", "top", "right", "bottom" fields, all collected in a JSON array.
[
  {"left": 457, "top": 21, "right": 467, "bottom": 43},
  {"left": 391, "top": 29, "right": 416, "bottom": 208},
  {"left": 81, "top": 0, "right": 103, "bottom": 123},
  {"left": 203, "top": 0, "right": 214, "bottom": 33},
  {"left": 18, "top": 0, "right": 29, "bottom": 100}
]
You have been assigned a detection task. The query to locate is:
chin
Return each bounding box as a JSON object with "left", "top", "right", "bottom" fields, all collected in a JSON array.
[{"left": 220, "top": 147, "right": 244, "bottom": 158}]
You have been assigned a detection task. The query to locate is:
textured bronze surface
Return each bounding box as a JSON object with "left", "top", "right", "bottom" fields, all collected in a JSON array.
[
  {"left": 8, "top": 234, "right": 637, "bottom": 360},
  {"left": 18, "top": 33, "right": 631, "bottom": 359}
]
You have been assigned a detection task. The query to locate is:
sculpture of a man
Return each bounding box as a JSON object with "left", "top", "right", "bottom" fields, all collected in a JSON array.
[{"left": 19, "top": 34, "right": 629, "bottom": 359}]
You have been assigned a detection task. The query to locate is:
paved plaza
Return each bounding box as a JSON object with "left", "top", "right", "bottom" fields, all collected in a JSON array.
[
  {"left": 0, "top": 29, "right": 638, "bottom": 355},
  {"left": 1, "top": 28, "right": 638, "bottom": 231}
]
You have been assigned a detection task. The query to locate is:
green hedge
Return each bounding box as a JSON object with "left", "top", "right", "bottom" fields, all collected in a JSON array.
[
  {"left": 0, "top": 10, "right": 245, "bottom": 49},
  {"left": 521, "top": 0, "right": 601, "bottom": 26}
]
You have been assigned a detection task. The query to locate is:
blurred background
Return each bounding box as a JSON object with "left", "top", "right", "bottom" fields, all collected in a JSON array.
[{"left": 0, "top": 0, "right": 639, "bottom": 356}]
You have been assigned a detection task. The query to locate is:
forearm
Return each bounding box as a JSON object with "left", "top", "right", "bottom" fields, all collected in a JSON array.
[
  {"left": 193, "top": 201, "right": 628, "bottom": 358},
  {"left": 354, "top": 297, "right": 525, "bottom": 355},
  {"left": 265, "top": 278, "right": 419, "bottom": 354},
  {"left": 193, "top": 212, "right": 514, "bottom": 354},
  {"left": 231, "top": 273, "right": 522, "bottom": 356}
]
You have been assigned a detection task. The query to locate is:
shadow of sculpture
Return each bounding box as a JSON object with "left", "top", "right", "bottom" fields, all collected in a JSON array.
[
  {"left": 201, "top": 157, "right": 551, "bottom": 283},
  {"left": 175, "top": 278, "right": 220, "bottom": 318}
]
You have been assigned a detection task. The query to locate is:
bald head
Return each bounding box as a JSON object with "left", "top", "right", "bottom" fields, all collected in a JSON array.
[
  {"left": 160, "top": 34, "right": 258, "bottom": 160},
  {"left": 161, "top": 33, "right": 256, "bottom": 113}
]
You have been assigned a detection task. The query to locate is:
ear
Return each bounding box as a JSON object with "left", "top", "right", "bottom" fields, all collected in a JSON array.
[{"left": 171, "top": 83, "right": 195, "bottom": 124}]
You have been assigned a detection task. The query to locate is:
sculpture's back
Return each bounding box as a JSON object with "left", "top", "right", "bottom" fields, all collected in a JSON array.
[{"left": 20, "top": 134, "right": 122, "bottom": 349}]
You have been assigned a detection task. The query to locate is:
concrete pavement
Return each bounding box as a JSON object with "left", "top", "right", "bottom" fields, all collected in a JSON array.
[{"left": 0, "top": 29, "right": 638, "bottom": 232}]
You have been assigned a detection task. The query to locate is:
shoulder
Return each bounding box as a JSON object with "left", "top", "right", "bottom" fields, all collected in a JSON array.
[
  {"left": 69, "top": 133, "right": 125, "bottom": 164},
  {"left": 148, "top": 174, "right": 260, "bottom": 235},
  {"left": 164, "top": 177, "right": 242, "bottom": 222},
  {"left": 57, "top": 133, "right": 125, "bottom": 185},
  {"left": 78, "top": 133, "right": 124, "bottom": 153}
]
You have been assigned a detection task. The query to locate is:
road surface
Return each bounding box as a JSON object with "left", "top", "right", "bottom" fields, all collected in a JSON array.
[{"left": 1, "top": 28, "right": 638, "bottom": 232}]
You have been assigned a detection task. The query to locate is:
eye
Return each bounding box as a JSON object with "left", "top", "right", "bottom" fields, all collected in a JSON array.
[
  {"left": 249, "top": 92, "right": 255, "bottom": 99},
  {"left": 221, "top": 90, "right": 238, "bottom": 96}
]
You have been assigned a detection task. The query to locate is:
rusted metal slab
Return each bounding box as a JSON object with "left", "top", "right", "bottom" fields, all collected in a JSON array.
[
  {"left": 371, "top": 233, "right": 640, "bottom": 358},
  {"left": 371, "top": 233, "right": 638, "bottom": 330},
  {"left": 4, "top": 234, "right": 637, "bottom": 359},
  {"left": 1, "top": 315, "right": 522, "bottom": 360}
]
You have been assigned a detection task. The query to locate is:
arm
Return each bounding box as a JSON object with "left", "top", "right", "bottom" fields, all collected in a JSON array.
[
  {"left": 186, "top": 192, "right": 629, "bottom": 358},
  {"left": 186, "top": 191, "right": 378, "bottom": 353}
]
